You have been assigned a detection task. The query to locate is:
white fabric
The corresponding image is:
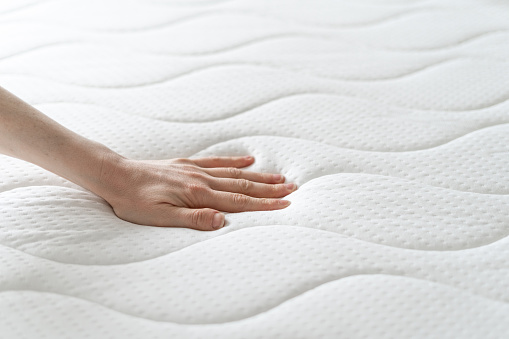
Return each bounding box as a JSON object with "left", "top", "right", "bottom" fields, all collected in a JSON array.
[{"left": 1, "top": 0, "right": 508, "bottom": 337}]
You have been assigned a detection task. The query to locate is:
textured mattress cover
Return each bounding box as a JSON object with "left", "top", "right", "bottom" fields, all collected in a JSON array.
[{"left": 1, "top": 0, "right": 509, "bottom": 338}]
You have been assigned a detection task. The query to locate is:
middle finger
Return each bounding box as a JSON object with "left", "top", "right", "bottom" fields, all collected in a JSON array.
[
  {"left": 208, "top": 178, "right": 297, "bottom": 198},
  {"left": 204, "top": 167, "right": 286, "bottom": 184}
]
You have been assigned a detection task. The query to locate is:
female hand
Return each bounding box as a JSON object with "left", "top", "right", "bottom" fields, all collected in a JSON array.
[
  {"left": 0, "top": 86, "right": 295, "bottom": 231},
  {"left": 98, "top": 154, "right": 296, "bottom": 230}
]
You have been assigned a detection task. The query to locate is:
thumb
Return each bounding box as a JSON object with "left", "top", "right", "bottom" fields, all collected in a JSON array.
[{"left": 166, "top": 206, "right": 225, "bottom": 231}]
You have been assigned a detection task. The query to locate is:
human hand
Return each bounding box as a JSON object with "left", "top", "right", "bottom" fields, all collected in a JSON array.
[
  {"left": 0, "top": 87, "right": 295, "bottom": 231},
  {"left": 98, "top": 155, "right": 296, "bottom": 230}
]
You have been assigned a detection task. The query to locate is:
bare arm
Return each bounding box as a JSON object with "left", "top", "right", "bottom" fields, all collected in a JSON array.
[{"left": 0, "top": 86, "right": 296, "bottom": 230}]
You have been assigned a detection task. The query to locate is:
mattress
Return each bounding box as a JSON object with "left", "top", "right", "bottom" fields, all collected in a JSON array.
[{"left": 1, "top": 0, "right": 508, "bottom": 337}]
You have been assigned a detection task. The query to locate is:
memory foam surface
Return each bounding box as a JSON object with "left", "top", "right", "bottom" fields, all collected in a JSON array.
[{"left": 1, "top": 0, "right": 509, "bottom": 337}]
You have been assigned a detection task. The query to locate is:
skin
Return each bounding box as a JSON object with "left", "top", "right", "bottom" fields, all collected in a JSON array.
[{"left": 0, "top": 86, "right": 296, "bottom": 231}]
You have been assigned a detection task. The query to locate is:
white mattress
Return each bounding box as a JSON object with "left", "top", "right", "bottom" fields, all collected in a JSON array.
[{"left": 1, "top": 0, "right": 509, "bottom": 337}]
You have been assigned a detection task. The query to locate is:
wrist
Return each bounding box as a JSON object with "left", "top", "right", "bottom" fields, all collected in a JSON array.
[
  {"left": 56, "top": 135, "right": 126, "bottom": 201},
  {"left": 85, "top": 145, "right": 127, "bottom": 202}
]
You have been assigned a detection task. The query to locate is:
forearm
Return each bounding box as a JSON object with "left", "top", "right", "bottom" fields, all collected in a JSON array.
[{"left": 0, "top": 86, "right": 120, "bottom": 196}]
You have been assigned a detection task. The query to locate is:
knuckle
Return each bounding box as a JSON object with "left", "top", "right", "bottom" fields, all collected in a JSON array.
[
  {"left": 262, "top": 198, "right": 275, "bottom": 206},
  {"left": 232, "top": 193, "right": 249, "bottom": 207},
  {"left": 186, "top": 183, "right": 207, "bottom": 194},
  {"left": 228, "top": 167, "right": 241, "bottom": 178},
  {"left": 237, "top": 179, "right": 251, "bottom": 192},
  {"left": 188, "top": 170, "right": 204, "bottom": 179},
  {"left": 181, "top": 164, "right": 197, "bottom": 172},
  {"left": 174, "top": 158, "right": 190, "bottom": 164},
  {"left": 191, "top": 210, "right": 206, "bottom": 227}
]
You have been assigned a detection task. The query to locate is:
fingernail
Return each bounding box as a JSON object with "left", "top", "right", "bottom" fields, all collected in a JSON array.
[
  {"left": 285, "top": 183, "right": 296, "bottom": 191},
  {"left": 244, "top": 156, "right": 254, "bottom": 161},
  {"left": 212, "top": 213, "right": 224, "bottom": 229},
  {"left": 279, "top": 200, "right": 291, "bottom": 207},
  {"left": 273, "top": 174, "right": 283, "bottom": 182}
]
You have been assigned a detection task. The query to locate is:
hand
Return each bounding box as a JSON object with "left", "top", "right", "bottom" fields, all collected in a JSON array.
[
  {"left": 0, "top": 87, "right": 296, "bottom": 231},
  {"left": 98, "top": 155, "right": 297, "bottom": 231}
]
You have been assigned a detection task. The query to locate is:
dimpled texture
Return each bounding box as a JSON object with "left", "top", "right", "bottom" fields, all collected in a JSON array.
[{"left": 1, "top": 0, "right": 509, "bottom": 338}]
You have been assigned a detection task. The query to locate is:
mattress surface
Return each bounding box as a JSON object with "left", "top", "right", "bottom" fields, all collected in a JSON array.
[{"left": 1, "top": 0, "right": 509, "bottom": 338}]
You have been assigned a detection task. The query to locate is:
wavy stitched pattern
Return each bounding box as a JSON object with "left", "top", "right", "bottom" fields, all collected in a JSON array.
[{"left": 1, "top": 0, "right": 508, "bottom": 338}]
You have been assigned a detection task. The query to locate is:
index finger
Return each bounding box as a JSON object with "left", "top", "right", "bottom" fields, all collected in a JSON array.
[
  {"left": 203, "top": 167, "right": 286, "bottom": 184},
  {"left": 192, "top": 156, "right": 255, "bottom": 168}
]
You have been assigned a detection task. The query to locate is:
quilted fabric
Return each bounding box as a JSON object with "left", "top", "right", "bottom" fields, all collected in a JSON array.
[{"left": 1, "top": 0, "right": 508, "bottom": 338}]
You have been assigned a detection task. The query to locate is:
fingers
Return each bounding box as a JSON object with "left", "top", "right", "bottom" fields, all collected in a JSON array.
[
  {"left": 192, "top": 156, "right": 255, "bottom": 169},
  {"left": 204, "top": 167, "right": 285, "bottom": 184},
  {"left": 191, "top": 156, "right": 287, "bottom": 184},
  {"left": 209, "top": 178, "right": 297, "bottom": 198},
  {"left": 162, "top": 207, "right": 225, "bottom": 231},
  {"left": 205, "top": 191, "right": 291, "bottom": 213}
]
